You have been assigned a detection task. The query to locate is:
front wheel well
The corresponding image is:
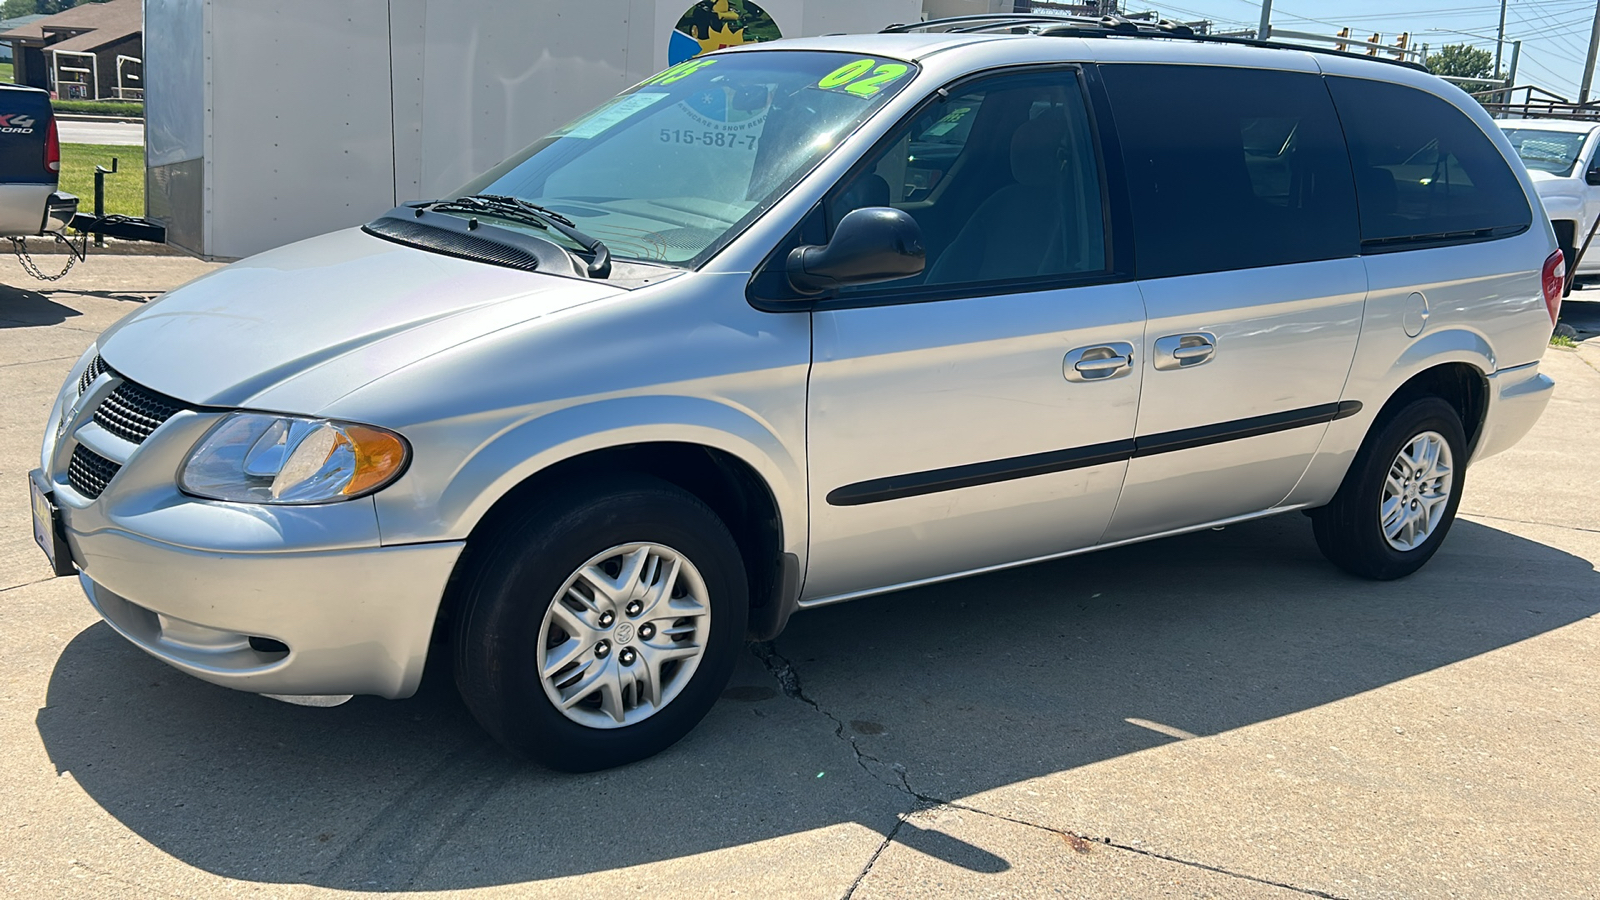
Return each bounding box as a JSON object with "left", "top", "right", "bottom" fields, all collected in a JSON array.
[
  {"left": 1377, "top": 363, "right": 1489, "bottom": 456},
  {"left": 440, "top": 442, "right": 788, "bottom": 642}
]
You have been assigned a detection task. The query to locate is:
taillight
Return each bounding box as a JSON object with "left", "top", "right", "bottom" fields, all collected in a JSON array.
[
  {"left": 1542, "top": 250, "right": 1564, "bottom": 325},
  {"left": 44, "top": 116, "right": 59, "bottom": 174}
]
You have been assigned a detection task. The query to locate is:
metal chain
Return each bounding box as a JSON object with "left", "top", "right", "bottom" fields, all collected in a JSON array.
[{"left": 10, "top": 232, "right": 88, "bottom": 282}]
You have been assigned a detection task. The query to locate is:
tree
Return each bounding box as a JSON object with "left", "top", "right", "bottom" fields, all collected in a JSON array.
[
  {"left": 1426, "top": 43, "right": 1497, "bottom": 80},
  {"left": 1, "top": 0, "right": 34, "bottom": 16}
]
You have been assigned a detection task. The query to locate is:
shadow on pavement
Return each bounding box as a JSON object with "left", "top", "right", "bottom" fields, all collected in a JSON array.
[
  {"left": 1559, "top": 293, "right": 1600, "bottom": 340},
  {"left": 0, "top": 284, "right": 81, "bottom": 327},
  {"left": 36, "top": 514, "right": 1599, "bottom": 890}
]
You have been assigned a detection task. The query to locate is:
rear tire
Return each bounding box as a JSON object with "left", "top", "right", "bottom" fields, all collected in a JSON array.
[
  {"left": 1310, "top": 397, "right": 1466, "bottom": 580},
  {"left": 452, "top": 475, "right": 747, "bottom": 771}
]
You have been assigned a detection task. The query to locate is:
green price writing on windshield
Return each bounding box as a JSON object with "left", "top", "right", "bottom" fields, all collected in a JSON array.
[
  {"left": 644, "top": 57, "right": 717, "bottom": 87},
  {"left": 816, "top": 59, "right": 911, "bottom": 97}
]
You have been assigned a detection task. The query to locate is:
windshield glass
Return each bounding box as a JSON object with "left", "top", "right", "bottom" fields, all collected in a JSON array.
[
  {"left": 1501, "top": 128, "right": 1590, "bottom": 176},
  {"left": 452, "top": 51, "right": 918, "bottom": 267}
]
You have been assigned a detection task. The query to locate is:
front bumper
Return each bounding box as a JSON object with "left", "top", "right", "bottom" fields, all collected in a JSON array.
[
  {"left": 40, "top": 378, "right": 464, "bottom": 700},
  {"left": 75, "top": 533, "right": 462, "bottom": 700},
  {"left": 1473, "top": 359, "right": 1556, "bottom": 462}
]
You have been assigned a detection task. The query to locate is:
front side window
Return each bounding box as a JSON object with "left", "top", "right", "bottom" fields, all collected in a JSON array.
[
  {"left": 454, "top": 52, "right": 918, "bottom": 266},
  {"left": 1500, "top": 127, "right": 1591, "bottom": 177},
  {"left": 1100, "top": 64, "right": 1359, "bottom": 279},
  {"left": 1328, "top": 77, "right": 1531, "bottom": 247},
  {"left": 826, "top": 68, "right": 1107, "bottom": 293}
]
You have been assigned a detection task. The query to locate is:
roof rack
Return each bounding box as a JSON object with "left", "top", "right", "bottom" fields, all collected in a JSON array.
[
  {"left": 1474, "top": 84, "right": 1600, "bottom": 122},
  {"left": 883, "top": 14, "right": 1429, "bottom": 74}
]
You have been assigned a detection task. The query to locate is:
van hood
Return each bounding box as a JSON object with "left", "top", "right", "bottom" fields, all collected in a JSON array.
[{"left": 97, "top": 228, "right": 627, "bottom": 412}]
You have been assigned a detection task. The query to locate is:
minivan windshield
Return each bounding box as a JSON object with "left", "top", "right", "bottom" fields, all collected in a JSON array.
[
  {"left": 1501, "top": 128, "right": 1590, "bottom": 176},
  {"left": 451, "top": 51, "right": 918, "bottom": 267}
]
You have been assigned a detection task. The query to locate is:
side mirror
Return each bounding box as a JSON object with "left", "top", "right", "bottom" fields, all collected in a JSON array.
[
  {"left": 786, "top": 207, "right": 925, "bottom": 295},
  {"left": 1586, "top": 165, "right": 1600, "bottom": 186}
]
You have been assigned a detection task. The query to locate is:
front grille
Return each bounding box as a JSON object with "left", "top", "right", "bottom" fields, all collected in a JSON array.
[
  {"left": 77, "top": 354, "right": 106, "bottom": 394},
  {"left": 93, "top": 379, "right": 190, "bottom": 445},
  {"left": 68, "top": 445, "right": 121, "bottom": 499}
]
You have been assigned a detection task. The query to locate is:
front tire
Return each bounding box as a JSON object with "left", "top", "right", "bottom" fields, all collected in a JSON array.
[
  {"left": 1310, "top": 397, "right": 1467, "bottom": 580},
  {"left": 452, "top": 475, "right": 748, "bottom": 771}
]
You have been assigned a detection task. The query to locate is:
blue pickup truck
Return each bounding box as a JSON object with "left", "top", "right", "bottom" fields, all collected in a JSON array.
[{"left": 0, "top": 83, "right": 75, "bottom": 236}]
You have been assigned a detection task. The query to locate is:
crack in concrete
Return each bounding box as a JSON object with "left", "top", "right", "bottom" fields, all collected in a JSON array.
[
  {"left": 751, "top": 640, "right": 1350, "bottom": 900},
  {"left": 0, "top": 354, "right": 75, "bottom": 370},
  {"left": 750, "top": 641, "right": 910, "bottom": 795},
  {"left": 934, "top": 800, "right": 1349, "bottom": 900},
  {"left": 0, "top": 576, "right": 56, "bottom": 595},
  {"left": 841, "top": 811, "right": 908, "bottom": 900}
]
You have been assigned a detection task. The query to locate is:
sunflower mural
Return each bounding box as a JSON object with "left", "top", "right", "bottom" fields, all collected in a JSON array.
[{"left": 668, "top": 0, "right": 783, "bottom": 66}]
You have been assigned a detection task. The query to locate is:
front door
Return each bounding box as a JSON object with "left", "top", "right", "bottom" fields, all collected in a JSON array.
[{"left": 799, "top": 67, "right": 1145, "bottom": 602}]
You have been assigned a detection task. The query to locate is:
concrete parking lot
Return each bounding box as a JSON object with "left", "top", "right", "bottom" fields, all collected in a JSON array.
[{"left": 1, "top": 255, "right": 1597, "bottom": 899}]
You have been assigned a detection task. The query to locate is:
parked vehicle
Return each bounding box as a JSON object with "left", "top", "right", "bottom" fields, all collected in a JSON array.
[
  {"left": 0, "top": 83, "right": 75, "bottom": 236},
  {"left": 33, "top": 18, "right": 1560, "bottom": 771},
  {"left": 1498, "top": 118, "right": 1600, "bottom": 287}
]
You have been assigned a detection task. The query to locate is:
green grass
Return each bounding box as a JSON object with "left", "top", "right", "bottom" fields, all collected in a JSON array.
[
  {"left": 1550, "top": 333, "right": 1578, "bottom": 348},
  {"left": 0, "top": 62, "right": 12, "bottom": 83},
  {"left": 51, "top": 99, "right": 142, "bottom": 118},
  {"left": 59, "top": 143, "right": 143, "bottom": 219}
]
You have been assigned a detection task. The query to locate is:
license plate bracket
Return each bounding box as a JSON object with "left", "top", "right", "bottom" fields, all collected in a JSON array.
[{"left": 29, "top": 470, "right": 75, "bottom": 577}]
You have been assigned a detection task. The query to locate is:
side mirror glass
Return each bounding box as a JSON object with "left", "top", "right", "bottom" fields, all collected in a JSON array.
[
  {"left": 1586, "top": 165, "right": 1600, "bottom": 186},
  {"left": 786, "top": 207, "right": 925, "bottom": 295}
]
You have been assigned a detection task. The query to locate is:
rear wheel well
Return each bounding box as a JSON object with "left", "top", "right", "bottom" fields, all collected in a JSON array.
[
  {"left": 441, "top": 443, "right": 787, "bottom": 642},
  {"left": 1377, "top": 363, "right": 1489, "bottom": 455}
]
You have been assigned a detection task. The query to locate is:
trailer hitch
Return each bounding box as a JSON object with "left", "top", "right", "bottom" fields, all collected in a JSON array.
[{"left": 68, "top": 212, "right": 166, "bottom": 244}]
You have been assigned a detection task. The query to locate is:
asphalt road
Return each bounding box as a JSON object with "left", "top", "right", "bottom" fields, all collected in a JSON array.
[
  {"left": 1, "top": 258, "right": 1597, "bottom": 899},
  {"left": 55, "top": 119, "right": 142, "bottom": 147}
]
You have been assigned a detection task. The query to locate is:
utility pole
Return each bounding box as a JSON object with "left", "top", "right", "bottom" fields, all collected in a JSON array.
[
  {"left": 1583, "top": 0, "right": 1600, "bottom": 104},
  {"left": 1494, "top": 0, "right": 1508, "bottom": 75},
  {"left": 1257, "top": 0, "right": 1272, "bottom": 40}
]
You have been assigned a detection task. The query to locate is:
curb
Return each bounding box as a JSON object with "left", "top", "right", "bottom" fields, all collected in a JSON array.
[{"left": 53, "top": 113, "right": 143, "bottom": 124}]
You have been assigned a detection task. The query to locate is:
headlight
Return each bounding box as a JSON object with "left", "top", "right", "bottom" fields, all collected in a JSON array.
[{"left": 179, "top": 413, "right": 409, "bottom": 504}]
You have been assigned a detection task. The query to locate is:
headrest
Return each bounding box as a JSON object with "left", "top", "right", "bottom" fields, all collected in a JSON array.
[{"left": 1011, "top": 111, "right": 1071, "bottom": 187}]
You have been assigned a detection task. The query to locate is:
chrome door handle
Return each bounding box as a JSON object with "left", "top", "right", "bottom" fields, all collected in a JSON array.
[
  {"left": 1152, "top": 332, "right": 1217, "bottom": 370},
  {"left": 1063, "top": 342, "right": 1134, "bottom": 382}
]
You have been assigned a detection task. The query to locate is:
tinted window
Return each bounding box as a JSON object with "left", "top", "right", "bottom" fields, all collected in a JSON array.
[
  {"left": 1328, "top": 77, "right": 1531, "bottom": 246},
  {"left": 1101, "top": 65, "right": 1358, "bottom": 279},
  {"left": 827, "top": 69, "right": 1106, "bottom": 292}
]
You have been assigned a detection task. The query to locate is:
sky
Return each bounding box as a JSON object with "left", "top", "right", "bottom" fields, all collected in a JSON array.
[{"left": 1133, "top": 0, "right": 1599, "bottom": 99}]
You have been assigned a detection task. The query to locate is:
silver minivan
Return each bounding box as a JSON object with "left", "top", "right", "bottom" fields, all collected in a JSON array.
[{"left": 32, "top": 17, "right": 1561, "bottom": 770}]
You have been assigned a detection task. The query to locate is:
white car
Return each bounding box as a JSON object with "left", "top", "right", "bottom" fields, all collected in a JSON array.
[{"left": 1499, "top": 118, "right": 1600, "bottom": 285}]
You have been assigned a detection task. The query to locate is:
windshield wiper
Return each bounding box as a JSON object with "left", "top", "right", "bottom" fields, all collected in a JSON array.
[{"left": 417, "top": 194, "right": 612, "bottom": 278}]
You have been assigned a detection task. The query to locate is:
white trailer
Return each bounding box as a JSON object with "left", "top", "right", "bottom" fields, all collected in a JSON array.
[{"left": 144, "top": 0, "right": 923, "bottom": 260}]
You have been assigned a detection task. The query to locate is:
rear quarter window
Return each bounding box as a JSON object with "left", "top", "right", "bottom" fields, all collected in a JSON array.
[
  {"left": 1100, "top": 64, "right": 1359, "bottom": 279},
  {"left": 1326, "top": 77, "right": 1531, "bottom": 248}
]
